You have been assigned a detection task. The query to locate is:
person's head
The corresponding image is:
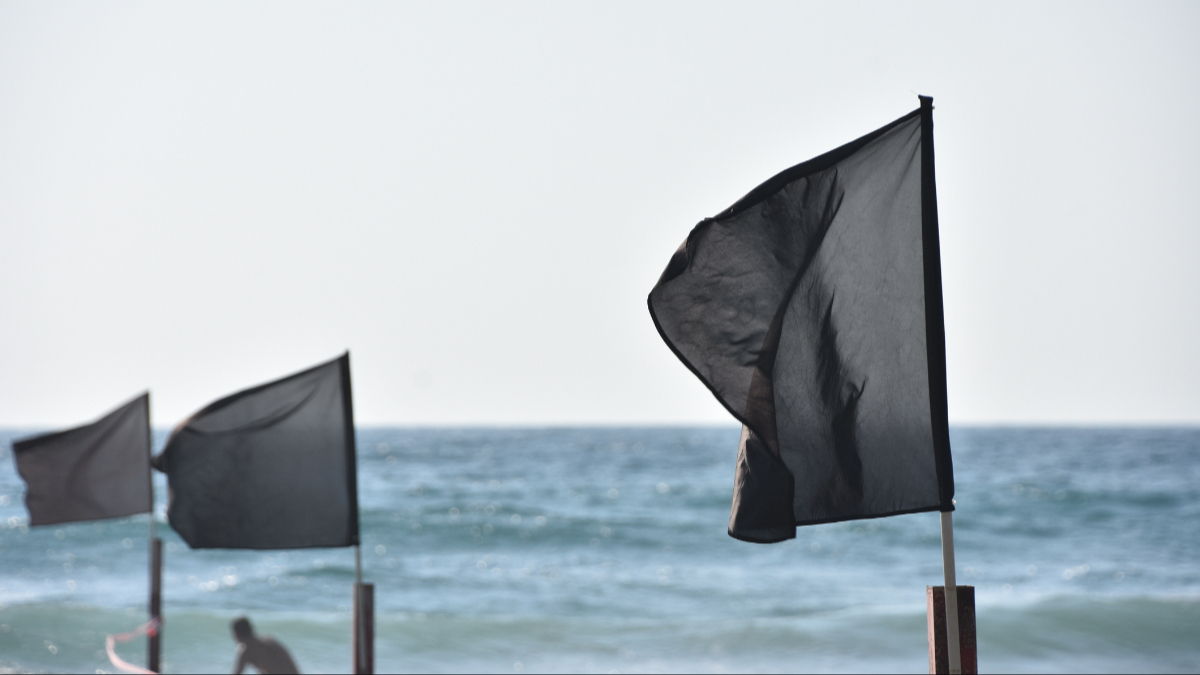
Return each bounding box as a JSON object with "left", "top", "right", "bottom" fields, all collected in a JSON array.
[{"left": 232, "top": 617, "right": 254, "bottom": 642}]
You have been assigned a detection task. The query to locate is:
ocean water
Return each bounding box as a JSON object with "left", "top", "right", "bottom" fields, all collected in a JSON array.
[{"left": 1, "top": 426, "right": 1198, "bottom": 674}]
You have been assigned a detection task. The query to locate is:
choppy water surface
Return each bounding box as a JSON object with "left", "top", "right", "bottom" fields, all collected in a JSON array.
[{"left": 1, "top": 427, "right": 1198, "bottom": 673}]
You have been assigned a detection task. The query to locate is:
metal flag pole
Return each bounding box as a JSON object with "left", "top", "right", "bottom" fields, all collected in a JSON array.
[
  {"left": 355, "top": 542, "right": 363, "bottom": 585},
  {"left": 940, "top": 511, "right": 961, "bottom": 674},
  {"left": 344, "top": 353, "right": 372, "bottom": 674},
  {"left": 355, "top": 541, "right": 363, "bottom": 669},
  {"left": 146, "top": 395, "right": 162, "bottom": 673},
  {"left": 353, "top": 542, "right": 375, "bottom": 674}
]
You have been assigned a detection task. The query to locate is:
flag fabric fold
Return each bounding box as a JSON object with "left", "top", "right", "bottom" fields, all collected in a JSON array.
[
  {"left": 13, "top": 394, "right": 152, "bottom": 526},
  {"left": 155, "top": 354, "right": 358, "bottom": 549},
  {"left": 648, "top": 98, "right": 953, "bottom": 543}
]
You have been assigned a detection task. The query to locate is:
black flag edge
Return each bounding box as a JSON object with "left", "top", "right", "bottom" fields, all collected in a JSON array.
[
  {"left": 154, "top": 356, "right": 345, "bottom": 443},
  {"left": 647, "top": 100, "right": 954, "bottom": 536},
  {"left": 919, "top": 96, "right": 955, "bottom": 513},
  {"left": 339, "top": 352, "right": 360, "bottom": 546},
  {"left": 12, "top": 392, "right": 149, "bottom": 455}
]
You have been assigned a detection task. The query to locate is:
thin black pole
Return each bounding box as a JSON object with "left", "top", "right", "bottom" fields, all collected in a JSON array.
[{"left": 145, "top": 394, "right": 162, "bottom": 673}]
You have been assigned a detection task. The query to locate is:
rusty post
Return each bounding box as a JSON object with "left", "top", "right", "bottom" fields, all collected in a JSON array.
[
  {"left": 354, "top": 582, "right": 374, "bottom": 674},
  {"left": 148, "top": 537, "right": 162, "bottom": 672},
  {"left": 927, "top": 585, "right": 976, "bottom": 674}
]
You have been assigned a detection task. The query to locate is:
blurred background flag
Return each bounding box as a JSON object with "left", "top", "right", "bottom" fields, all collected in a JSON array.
[
  {"left": 12, "top": 393, "right": 152, "bottom": 526},
  {"left": 154, "top": 353, "right": 358, "bottom": 549},
  {"left": 648, "top": 98, "right": 954, "bottom": 543}
]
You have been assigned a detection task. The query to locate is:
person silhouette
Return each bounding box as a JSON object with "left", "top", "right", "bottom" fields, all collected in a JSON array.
[{"left": 231, "top": 616, "right": 301, "bottom": 674}]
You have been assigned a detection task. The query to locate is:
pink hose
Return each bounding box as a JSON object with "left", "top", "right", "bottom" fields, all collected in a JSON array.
[{"left": 105, "top": 617, "right": 160, "bottom": 675}]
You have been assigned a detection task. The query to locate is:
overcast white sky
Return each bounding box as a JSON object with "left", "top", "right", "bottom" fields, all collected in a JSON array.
[{"left": 1, "top": 1, "right": 1197, "bottom": 427}]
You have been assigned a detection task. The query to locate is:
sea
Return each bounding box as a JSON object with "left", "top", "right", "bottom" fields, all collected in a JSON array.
[{"left": 1, "top": 426, "right": 1198, "bottom": 674}]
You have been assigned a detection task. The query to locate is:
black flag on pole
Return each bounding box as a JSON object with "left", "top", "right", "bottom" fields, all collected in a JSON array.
[
  {"left": 13, "top": 394, "right": 152, "bottom": 526},
  {"left": 154, "top": 353, "right": 358, "bottom": 549},
  {"left": 648, "top": 98, "right": 953, "bottom": 543}
]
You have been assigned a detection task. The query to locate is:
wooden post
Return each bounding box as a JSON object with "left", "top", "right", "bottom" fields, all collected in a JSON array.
[
  {"left": 353, "top": 582, "right": 374, "bottom": 674},
  {"left": 148, "top": 537, "right": 162, "bottom": 673},
  {"left": 926, "top": 585, "right": 977, "bottom": 674}
]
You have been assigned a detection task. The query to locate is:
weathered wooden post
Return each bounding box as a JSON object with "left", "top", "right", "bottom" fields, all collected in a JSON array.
[
  {"left": 927, "top": 584, "right": 977, "bottom": 674},
  {"left": 354, "top": 581, "right": 374, "bottom": 674},
  {"left": 147, "top": 536, "right": 162, "bottom": 672}
]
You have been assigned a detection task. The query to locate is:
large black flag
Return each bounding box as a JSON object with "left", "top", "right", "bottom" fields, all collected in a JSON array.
[
  {"left": 649, "top": 98, "right": 953, "bottom": 543},
  {"left": 155, "top": 354, "right": 358, "bottom": 549},
  {"left": 13, "top": 394, "right": 152, "bottom": 526}
]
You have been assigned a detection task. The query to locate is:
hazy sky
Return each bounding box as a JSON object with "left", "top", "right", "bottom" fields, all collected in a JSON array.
[{"left": 1, "top": 1, "right": 1197, "bottom": 427}]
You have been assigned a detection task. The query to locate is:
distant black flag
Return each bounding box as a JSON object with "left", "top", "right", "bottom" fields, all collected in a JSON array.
[
  {"left": 13, "top": 394, "right": 152, "bottom": 527},
  {"left": 154, "top": 354, "right": 358, "bottom": 549},
  {"left": 649, "top": 98, "right": 954, "bottom": 543}
]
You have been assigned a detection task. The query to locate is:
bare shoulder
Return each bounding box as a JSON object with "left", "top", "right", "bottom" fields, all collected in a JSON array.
[{"left": 251, "top": 634, "right": 301, "bottom": 674}]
